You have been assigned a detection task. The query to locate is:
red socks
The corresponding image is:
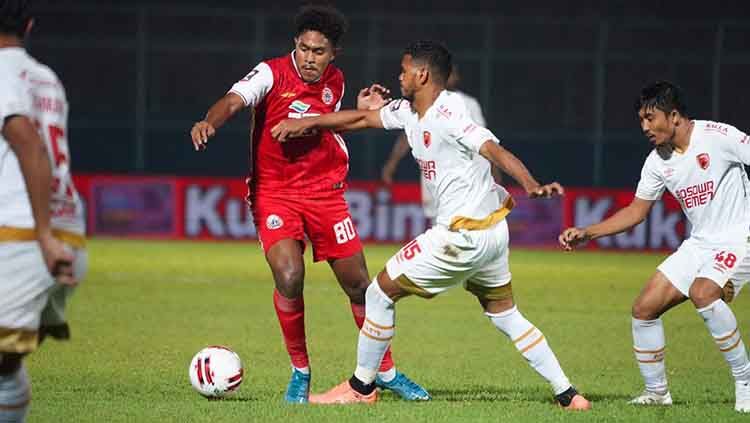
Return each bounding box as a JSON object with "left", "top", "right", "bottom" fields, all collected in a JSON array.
[{"left": 273, "top": 289, "right": 308, "bottom": 369}]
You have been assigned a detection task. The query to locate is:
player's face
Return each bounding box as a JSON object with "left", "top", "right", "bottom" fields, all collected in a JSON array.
[
  {"left": 293, "top": 31, "right": 336, "bottom": 83},
  {"left": 399, "top": 55, "right": 419, "bottom": 101},
  {"left": 638, "top": 106, "right": 677, "bottom": 146}
]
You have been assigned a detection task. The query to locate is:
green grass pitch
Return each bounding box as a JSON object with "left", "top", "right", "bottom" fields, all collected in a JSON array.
[{"left": 27, "top": 239, "right": 750, "bottom": 422}]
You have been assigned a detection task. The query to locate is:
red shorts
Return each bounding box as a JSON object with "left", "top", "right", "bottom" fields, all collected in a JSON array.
[{"left": 251, "top": 191, "right": 362, "bottom": 262}]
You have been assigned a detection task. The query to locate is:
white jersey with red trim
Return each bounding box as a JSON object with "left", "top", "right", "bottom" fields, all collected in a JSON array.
[
  {"left": 380, "top": 90, "right": 505, "bottom": 227},
  {"left": 636, "top": 120, "right": 750, "bottom": 243},
  {"left": 0, "top": 47, "right": 84, "bottom": 235}
]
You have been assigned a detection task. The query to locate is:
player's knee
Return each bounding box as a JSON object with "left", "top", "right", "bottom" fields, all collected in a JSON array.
[
  {"left": 631, "top": 300, "right": 660, "bottom": 320},
  {"left": 689, "top": 279, "right": 722, "bottom": 308},
  {"left": 273, "top": 267, "right": 304, "bottom": 298},
  {"left": 343, "top": 282, "right": 367, "bottom": 304}
]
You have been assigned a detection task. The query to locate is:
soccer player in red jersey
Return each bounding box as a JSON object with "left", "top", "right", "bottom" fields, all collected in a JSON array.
[{"left": 189, "top": 5, "right": 428, "bottom": 403}]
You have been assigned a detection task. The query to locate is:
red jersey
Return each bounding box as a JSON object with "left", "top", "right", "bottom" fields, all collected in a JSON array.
[{"left": 229, "top": 53, "right": 349, "bottom": 196}]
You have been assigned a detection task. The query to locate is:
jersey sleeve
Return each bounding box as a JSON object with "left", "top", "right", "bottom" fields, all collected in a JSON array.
[
  {"left": 720, "top": 124, "right": 750, "bottom": 166},
  {"left": 443, "top": 109, "right": 499, "bottom": 153},
  {"left": 379, "top": 99, "right": 411, "bottom": 130},
  {"left": 0, "top": 70, "right": 31, "bottom": 123},
  {"left": 228, "top": 62, "right": 274, "bottom": 108},
  {"left": 635, "top": 155, "right": 665, "bottom": 201}
]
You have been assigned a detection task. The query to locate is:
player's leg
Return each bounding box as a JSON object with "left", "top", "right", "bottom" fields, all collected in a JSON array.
[
  {"left": 690, "top": 243, "right": 750, "bottom": 413},
  {"left": 628, "top": 248, "right": 694, "bottom": 405},
  {"left": 478, "top": 293, "right": 589, "bottom": 410},
  {"left": 0, "top": 354, "right": 30, "bottom": 422}
]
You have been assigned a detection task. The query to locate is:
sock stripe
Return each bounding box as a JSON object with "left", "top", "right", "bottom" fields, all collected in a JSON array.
[
  {"left": 637, "top": 358, "right": 664, "bottom": 363},
  {"left": 0, "top": 397, "right": 29, "bottom": 410},
  {"left": 360, "top": 330, "right": 393, "bottom": 342},
  {"left": 720, "top": 337, "right": 743, "bottom": 353},
  {"left": 513, "top": 326, "right": 536, "bottom": 344},
  {"left": 633, "top": 346, "right": 665, "bottom": 354},
  {"left": 715, "top": 327, "right": 739, "bottom": 343},
  {"left": 520, "top": 335, "right": 545, "bottom": 354},
  {"left": 365, "top": 318, "right": 394, "bottom": 330}
]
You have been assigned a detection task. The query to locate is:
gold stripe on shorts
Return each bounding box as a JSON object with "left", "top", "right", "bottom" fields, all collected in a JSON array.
[
  {"left": 464, "top": 281, "right": 513, "bottom": 301},
  {"left": 394, "top": 275, "right": 436, "bottom": 299},
  {"left": 0, "top": 226, "right": 85, "bottom": 248},
  {"left": 448, "top": 196, "right": 515, "bottom": 232},
  {"left": 0, "top": 328, "right": 39, "bottom": 354}
]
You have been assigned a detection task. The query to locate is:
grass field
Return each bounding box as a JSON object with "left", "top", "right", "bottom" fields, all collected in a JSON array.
[{"left": 26, "top": 238, "right": 750, "bottom": 422}]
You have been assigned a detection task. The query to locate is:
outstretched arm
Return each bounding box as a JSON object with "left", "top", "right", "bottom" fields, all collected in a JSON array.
[
  {"left": 272, "top": 109, "right": 384, "bottom": 142},
  {"left": 559, "top": 197, "right": 654, "bottom": 250},
  {"left": 478, "top": 140, "right": 563, "bottom": 198},
  {"left": 190, "top": 93, "right": 246, "bottom": 151}
]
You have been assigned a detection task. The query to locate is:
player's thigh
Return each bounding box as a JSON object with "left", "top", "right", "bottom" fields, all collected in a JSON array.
[
  {"left": 384, "top": 227, "right": 475, "bottom": 299},
  {"left": 632, "top": 270, "right": 688, "bottom": 320},
  {"left": 466, "top": 221, "right": 512, "bottom": 300},
  {"left": 0, "top": 241, "right": 55, "bottom": 353},
  {"left": 692, "top": 239, "right": 750, "bottom": 304},
  {"left": 252, "top": 195, "right": 306, "bottom": 255},
  {"left": 303, "top": 193, "right": 362, "bottom": 263}
]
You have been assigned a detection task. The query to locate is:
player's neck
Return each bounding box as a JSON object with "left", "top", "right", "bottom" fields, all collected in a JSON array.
[
  {"left": 670, "top": 119, "right": 693, "bottom": 154},
  {"left": 0, "top": 35, "right": 23, "bottom": 49},
  {"left": 412, "top": 86, "right": 443, "bottom": 118}
]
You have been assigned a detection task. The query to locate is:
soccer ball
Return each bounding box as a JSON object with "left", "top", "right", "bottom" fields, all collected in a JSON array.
[{"left": 188, "top": 346, "right": 244, "bottom": 398}]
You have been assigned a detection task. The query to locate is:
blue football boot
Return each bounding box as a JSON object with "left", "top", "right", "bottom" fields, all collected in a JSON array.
[
  {"left": 375, "top": 371, "right": 431, "bottom": 401},
  {"left": 284, "top": 368, "right": 310, "bottom": 403}
]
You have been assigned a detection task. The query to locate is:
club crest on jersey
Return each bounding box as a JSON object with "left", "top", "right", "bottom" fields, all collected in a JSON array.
[
  {"left": 321, "top": 87, "right": 334, "bottom": 105},
  {"left": 423, "top": 131, "right": 432, "bottom": 148},
  {"left": 266, "top": 214, "right": 284, "bottom": 230},
  {"left": 289, "top": 100, "right": 311, "bottom": 114},
  {"left": 696, "top": 153, "right": 710, "bottom": 170}
]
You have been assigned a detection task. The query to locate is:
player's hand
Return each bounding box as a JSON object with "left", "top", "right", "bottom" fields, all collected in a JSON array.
[
  {"left": 190, "top": 120, "right": 216, "bottom": 151},
  {"left": 271, "top": 119, "right": 311, "bottom": 142},
  {"left": 357, "top": 84, "right": 391, "bottom": 111},
  {"left": 38, "top": 231, "right": 76, "bottom": 286},
  {"left": 558, "top": 227, "right": 590, "bottom": 251},
  {"left": 527, "top": 182, "right": 564, "bottom": 199}
]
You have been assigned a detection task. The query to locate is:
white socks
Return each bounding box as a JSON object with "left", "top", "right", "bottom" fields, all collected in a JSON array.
[
  {"left": 632, "top": 317, "right": 669, "bottom": 394},
  {"left": 354, "top": 281, "right": 395, "bottom": 385},
  {"left": 0, "top": 363, "right": 29, "bottom": 423},
  {"left": 697, "top": 299, "right": 750, "bottom": 383},
  {"left": 487, "top": 306, "right": 571, "bottom": 395}
]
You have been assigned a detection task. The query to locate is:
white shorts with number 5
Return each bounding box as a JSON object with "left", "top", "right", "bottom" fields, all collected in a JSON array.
[
  {"left": 385, "top": 220, "right": 513, "bottom": 300},
  {"left": 658, "top": 234, "right": 750, "bottom": 299}
]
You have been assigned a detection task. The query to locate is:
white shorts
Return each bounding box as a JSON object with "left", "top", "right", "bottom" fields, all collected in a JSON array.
[
  {"left": 658, "top": 235, "right": 750, "bottom": 298},
  {"left": 385, "top": 220, "right": 512, "bottom": 299},
  {"left": 0, "top": 241, "right": 87, "bottom": 353}
]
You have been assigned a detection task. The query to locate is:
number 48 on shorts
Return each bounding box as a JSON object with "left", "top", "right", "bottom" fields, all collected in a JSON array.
[{"left": 333, "top": 217, "right": 357, "bottom": 244}]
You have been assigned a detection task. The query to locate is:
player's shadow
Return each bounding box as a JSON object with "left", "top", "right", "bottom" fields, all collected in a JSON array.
[
  {"left": 207, "top": 396, "right": 256, "bottom": 402},
  {"left": 394, "top": 385, "right": 552, "bottom": 404}
]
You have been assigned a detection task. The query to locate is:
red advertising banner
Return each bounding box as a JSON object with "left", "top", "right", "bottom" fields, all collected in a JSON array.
[{"left": 72, "top": 174, "right": 688, "bottom": 250}]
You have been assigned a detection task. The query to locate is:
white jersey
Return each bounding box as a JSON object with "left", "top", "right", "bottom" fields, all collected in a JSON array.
[
  {"left": 453, "top": 90, "right": 486, "bottom": 127},
  {"left": 380, "top": 90, "right": 504, "bottom": 227},
  {"left": 636, "top": 120, "right": 750, "bottom": 243},
  {"left": 0, "top": 47, "right": 84, "bottom": 235}
]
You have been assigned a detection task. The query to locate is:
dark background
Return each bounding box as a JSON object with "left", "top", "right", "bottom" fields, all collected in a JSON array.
[{"left": 28, "top": 0, "right": 750, "bottom": 187}]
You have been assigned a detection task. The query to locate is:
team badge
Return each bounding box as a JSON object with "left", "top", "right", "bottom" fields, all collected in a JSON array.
[
  {"left": 322, "top": 87, "right": 334, "bottom": 105},
  {"left": 423, "top": 131, "right": 431, "bottom": 148},
  {"left": 266, "top": 214, "right": 283, "bottom": 230},
  {"left": 696, "top": 153, "right": 710, "bottom": 170}
]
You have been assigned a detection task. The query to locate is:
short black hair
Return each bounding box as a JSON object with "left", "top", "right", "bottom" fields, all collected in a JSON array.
[
  {"left": 295, "top": 4, "right": 348, "bottom": 47},
  {"left": 635, "top": 80, "right": 689, "bottom": 117},
  {"left": 0, "top": 0, "right": 33, "bottom": 38},
  {"left": 403, "top": 40, "right": 452, "bottom": 85}
]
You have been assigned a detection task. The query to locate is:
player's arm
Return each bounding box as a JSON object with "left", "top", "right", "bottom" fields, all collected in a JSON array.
[
  {"left": 381, "top": 133, "right": 409, "bottom": 184},
  {"left": 190, "top": 93, "right": 245, "bottom": 151},
  {"left": 271, "top": 109, "right": 384, "bottom": 142},
  {"left": 559, "top": 197, "right": 654, "bottom": 251},
  {"left": 478, "top": 140, "right": 563, "bottom": 198},
  {"left": 3, "top": 115, "right": 75, "bottom": 284}
]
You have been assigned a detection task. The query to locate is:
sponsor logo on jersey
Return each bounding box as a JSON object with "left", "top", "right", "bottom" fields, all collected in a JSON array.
[
  {"left": 289, "top": 100, "right": 311, "bottom": 113},
  {"left": 437, "top": 105, "right": 452, "bottom": 119},
  {"left": 423, "top": 131, "right": 431, "bottom": 148},
  {"left": 676, "top": 180, "right": 714, "bottom": 209},
  {"left": 696, "top": 153, "right": 710, "bottom": 170},
  {"left": 280, "top": 92, "right": 296, "bottom": 98},
  {"left": 321, "top": 87, "right": 334, "bottom": 105},
  {"left": 416, "top": 158, "right": 436, "bottom": 180},
  {"left": 266, "top": 214, "right": 284, "bottom": 230},
  {"left": 463, "top": 123, "right": 477, "bottom": 134}
]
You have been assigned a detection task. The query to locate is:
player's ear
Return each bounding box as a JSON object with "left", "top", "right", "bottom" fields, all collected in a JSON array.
[{"left": 417, "top": 67, "right": 429, "bottom": 85}]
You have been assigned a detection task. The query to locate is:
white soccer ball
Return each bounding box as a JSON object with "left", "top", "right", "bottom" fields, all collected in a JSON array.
[{"left": 188, "top": 346, "right": 244, "bottom": 398}]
